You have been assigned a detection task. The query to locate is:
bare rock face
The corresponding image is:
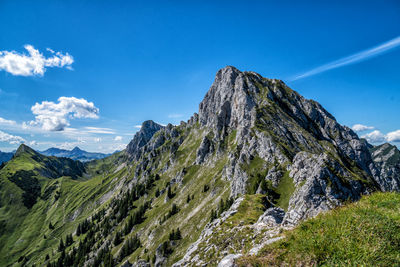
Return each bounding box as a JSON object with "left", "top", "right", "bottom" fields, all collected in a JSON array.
[
  {"left": 126, "top": 120, "right": 164, "bottom": 160},
  {"left": 218, "top": 254, "right": 242, "bottom": 267},
  {"left": 371, "top": 143, "right": 400, "bottom": 191},
  {"left": 131, "top": 260, "right": 150, "bottom": 267},
  {"left": 265, "top": 166, "right": 283, "bottom": 187},
  {"left": 257, "top": 207, "right": 285, "bottom": 227},
  {"left": 155, "top": 243, "right": 167, "bottom": 267},
  {"left": 196, "top": 135, "right": 214, "bottom": 164},
  {"left": 199, "top": 66, "right": 257, "bottom": 139},
  {"left": 283, "top": 152, "right": 373, "bottom": 225}
]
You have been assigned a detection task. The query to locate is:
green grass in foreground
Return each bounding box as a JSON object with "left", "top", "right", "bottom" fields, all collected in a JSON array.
[{"left": 237, "top": 192, "right": 400, "bottom": 266}]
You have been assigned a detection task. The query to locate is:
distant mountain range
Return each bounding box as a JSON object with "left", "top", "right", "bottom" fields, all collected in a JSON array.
[
  {"left": 40, "top": 146, "right": 111, "bottom": 162},
  {"left": 0, "top": 150, "right": 14, "bottom": 165},
  {"left": 0, "top": 146, "right": 111, "bottom": 164}
]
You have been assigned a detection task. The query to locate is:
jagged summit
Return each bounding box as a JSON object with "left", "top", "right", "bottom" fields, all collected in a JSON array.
[
  {"left": 126, "top": 120, "right": 164, "bottom": 159},
  {"left": 192, "top": 66, "right": 383, "bottom": 224},
  {"left": 198, "top": 66, "right": 338, "bottom": 139}
]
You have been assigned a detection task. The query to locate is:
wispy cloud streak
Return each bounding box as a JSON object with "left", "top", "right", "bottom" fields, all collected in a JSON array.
[{"left": 291, "top": 36, "right": 400, "bottom": 81}]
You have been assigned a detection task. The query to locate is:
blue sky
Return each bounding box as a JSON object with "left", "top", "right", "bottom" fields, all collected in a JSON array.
[{"left": 0, "top": 0, "right": 399, "bottom": 152}]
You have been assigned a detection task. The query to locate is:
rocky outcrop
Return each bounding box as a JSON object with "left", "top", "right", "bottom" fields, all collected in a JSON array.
[
  {"left": 283, "top": 152, "right": 373, "bottom": 225},
  {"left": 257, "top": 207, "right": 285, "bottom": 227},
  {"left": 126, "top": 120, "right": 164, "bottom": 160},
  {"left": 196, "top": 136, "right": 214, "bottom": 164},
  {"left": 371, "top": 143, "right": 400, "bottom": 191},
  {"left": 218, "top": 254, "right": 242, "bottom": 267},
  {"left": 199, "top": 66, "right": 256, "bottom": 137},
  {"left": 132, "top": 260, "right": 151, "bottom": 267}
]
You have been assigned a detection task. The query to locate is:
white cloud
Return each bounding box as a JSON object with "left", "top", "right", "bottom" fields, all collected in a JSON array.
[
  {"left": 0, "top": 117, "right": 16, "bottom": 125},
  {"left": 29, "top": 140, "right": 38, "bottom": 146},
  {"left": 114, "top": 136, "right": 122, "bottom": 141},
  {"left": 0, "top": 45, "right": 74, "bottom": 76},
  {"left": 94, "top": 137, "right": 102, "bottom": 143},
  {"left": 387, "top": 130, "right": 400, "bottom": 142},
  {"left": 351, "top": 124, "right": 374, "bottom": 132},
  {"left": 361, "top": 130, "right": 386, "bottom": 143},
  {"left": 134, "top": 125, "right": 142, "bottom": 129},
  {"left": 84, "top": 127, "right": 115, "bottom": 134},
  {"left": 30, "top": 96, "right": 99, "bottom": 131},
  {"left": 360, "top": 129, "right": 400, "bottom": 144},
  {"left": 0, "top": 130, "right": 25, "bottom": 144},
  {"left": 292, "top": 35, "right": 400, "bottom": 80}
]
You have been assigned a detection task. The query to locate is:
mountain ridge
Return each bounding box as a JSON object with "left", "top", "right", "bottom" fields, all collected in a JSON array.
[
  {"left": 0, "top": 149, "right": 14, "bottom": 165},
  {"left": 0, "top": 66, "right": 399, "bottom": 266}
]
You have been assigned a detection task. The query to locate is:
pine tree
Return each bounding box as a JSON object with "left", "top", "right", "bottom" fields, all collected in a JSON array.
[
  {"left": 210, "top": 209, "right": 217, "bottom": 222},
  {"left": 113, "top": 231, "right": 122, "bottom": 246},
  {"left": 76, "top": 223, "right": 81, "bottom": 236},
  {"left": 218, "top": 199, "right": 225, "bottom": 216},
  {"left": 169, "top": 229, "right": 175, "bottom": 241},
  {"left": 58, "top": 238, "right": 65, "bottom": 252},
  {"left": 175, "top": 228, "right": 182, "bottom": 240},
  {"left": 203, "top": 184, "right": 209, "bottom": 192},
  {"left": 167, "top": 186, "right": 173, "bottom": 199}
]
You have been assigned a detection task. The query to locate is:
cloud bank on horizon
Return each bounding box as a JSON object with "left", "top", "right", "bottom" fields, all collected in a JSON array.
[
  {"left": 352, "top": 124, "right": 400, "bottom": 144},
  {"left": 0, "top": 45, "right": 73, "bottom": 76},
  {"left": 0, "top": 130, "right": 26, "bottom": 145},
  {"left": 292, "top": 36, "right": 400, "bottom": 81}
]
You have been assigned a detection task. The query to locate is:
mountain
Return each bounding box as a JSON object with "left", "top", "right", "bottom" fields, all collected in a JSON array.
[
  {"left": 0, "top": 150, "right": 13, "bottom": 165},
  {"left": 370, "top": 143, "right": 400, "bottom": 190},
  {"left": 40, "top": 146, "right": 111, "bottom": 162},
  {"left": 0, "top": 66, "right": 399, "bottom": 267}
]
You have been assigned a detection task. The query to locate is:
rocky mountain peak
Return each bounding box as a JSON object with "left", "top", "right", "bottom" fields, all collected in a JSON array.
[
  {"left": 126, "top": 120, "right": 164, "bottom": 159},
  {"left": 193, "top": 66, "right": 386, "bottom": 225},
  {"left": 198, "top": 67, "right": 377, "bottom": 178},
  {"left": 141, "top": 120, "right": 163, "bottom": 133},
  {"left": 198, "top": 66, "right": 257, "bottom": 137}
]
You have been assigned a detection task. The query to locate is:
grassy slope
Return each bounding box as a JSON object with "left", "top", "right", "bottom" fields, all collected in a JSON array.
[
  {"left": 237, "top": 192, "right": 400, "bottom": 266},
  {"left": 0, "top": 125, "right": 235, "bottom": 266},
  {"left": 0, "top": 151, "right": 126, "bottom": 266}
]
